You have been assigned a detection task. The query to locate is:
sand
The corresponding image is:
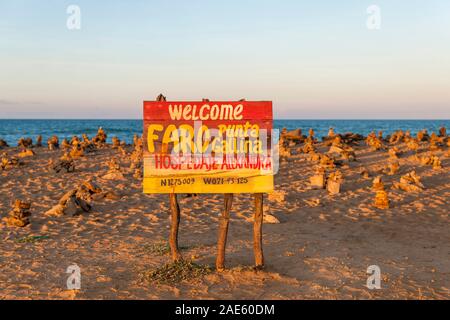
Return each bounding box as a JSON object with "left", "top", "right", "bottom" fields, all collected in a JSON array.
[{"left": 0, "top": 137, "right": 449, "bottom": 300}]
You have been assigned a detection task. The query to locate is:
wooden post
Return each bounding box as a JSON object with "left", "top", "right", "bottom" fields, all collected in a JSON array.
[
  {"left": 155, "top": 94, "right": 182, "bottom": 262},
  {"left": 216, "top": 193, "right": 233, "bottom": 271},
  {"left": 253, "top": 193, "right": 264, "bottom": 268},
  {"left": 169, "top": 193, "right": 182, "bottom": 261}
]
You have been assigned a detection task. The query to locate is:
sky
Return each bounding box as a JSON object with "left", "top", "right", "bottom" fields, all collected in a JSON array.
[{"left": 0, "top": 0, "right": 449, "bottom": 119}]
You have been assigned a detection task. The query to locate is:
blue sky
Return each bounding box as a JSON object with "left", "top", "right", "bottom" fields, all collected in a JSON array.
[{"left": 0, "top": 0, "right": 449, "bottom": 119}]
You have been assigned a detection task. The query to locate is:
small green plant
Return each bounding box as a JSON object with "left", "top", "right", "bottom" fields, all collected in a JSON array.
[
  {"left": 143, "top": 259, "right": 212, "bottom": 285},
  {"left": 143, "top": 240, "right": 190, "bottom": 256},
  {"left": 16, "top": 235, "right": 49, "bottom": 243}
]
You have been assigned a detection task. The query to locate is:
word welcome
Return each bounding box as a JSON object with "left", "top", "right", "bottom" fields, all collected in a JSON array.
[{"left": 168, "top": 104, "right": 243, "bottom": 121}]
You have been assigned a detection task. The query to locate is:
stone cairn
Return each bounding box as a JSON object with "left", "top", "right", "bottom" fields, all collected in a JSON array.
[
  {"left": 5, "top": 200, "right": 32, "bottom": 227},
  {"left": 50, "top": 152, "right": 75, "bottom": 174},
  {"left": 416, "top": 154, "right": 442, "bottom": 169},
  {"left": 0, "top": 139, "right": 9, "bottom": 149},
  {"left": 416, "top": 130, "right": 429, "bottom": 142},
  {"left": 69, "top": 144, "right": 84, "bottom": 159},
  {"left": 429, "top": 133, "right": 442, "bottom": 151},
  {"left": 388, "top": 147, "right": 400, "bottom": 159},
  {"left": 302, "top": 137, "right": 316, "bottom": 154},
  {"left": 310, "top": 166, "right": 326, "bottom": 189},
  {"left": 48, "top": 136, "right": 59, "bottom": 150},
  {"left": 389, "top": 130, "right": 404, "bottom": 144},
  {"left": 393, "top": 171, "right": 424, "bottom": 193},
  {"left": 406, "top": 137, "right": 419, "bottom": 152},
  {"left": 328, "top": 127, "right": 335, "bottom": 138},
  {"left": 61, "top": 138, "right": 71, "bottom": 150},
  {"left": 81, "top": 134, "right": 95, "bottom": 152},
  {"left": 372, "top": 176, "right": 389, "bottom": 209},
  {"left": 130, "top": 135, "right": 144, "bottom": 175},
  {"left": 328, "top": 136, "right": 356, "bottom": 161},
  {"left": 360, "top": 167, "right": 370, "bottom": 179},
  {"left": 18, "top": 148, "right": 35, "bottom": 158},
  {"left": 102, "top": 158, "right": 125, "bottom": 180},
  {"left": 112, "top": 136, "right": 121, "bottom": 149},
  {"left": 278, "top": 134, "right": 291, "bottom": 159},
  {"left": 17, "top": 137, "right": 35, "bottom": 158},
  {"left": 1, "top": 152, "right": 22, "bottom": 170},
  {"left": 280, "top": 128, "right": 304, "bottom": 148},
  {"left": 18, "top": 137, "right": 33, "bottom": 149},
  {"left": 366, "top": 131, "right": 384, "bottom": 151},
  {"left": 385, "top": 160, "right": 400, "bottom": 176},
  {"left": 438, "top": 127, "right": 447, "bottom": 137},
  {"left": 326, "top": 170, "right": 343, "bottom": 195},
  {"left": 70, "top": 136, "right": 80, "bottom": 146},
  {"left": 308, "top": 129, "right": 315, "bottom": 141},
  {"left": 92, "top": 127, "right": 107, "bottom": 146},
  {"left": 36, "top": 135, "right": 43, "bottom": 147},
  {"left": 431, "top": 155, "right": 442, "bottom": 170},
  {"left": 45, "top": 180, "right": 103, "bottom": 216}
]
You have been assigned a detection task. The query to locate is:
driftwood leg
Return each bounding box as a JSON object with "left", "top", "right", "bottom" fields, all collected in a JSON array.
[
  {"left": 253, "top": 193, "right": 264, "bottom": 269},
  {"left": 216, "top": 193, "right": 234, "bottom": 271},
  {"left": 169, "top": 193, "right": 182, "bottom": 261}
]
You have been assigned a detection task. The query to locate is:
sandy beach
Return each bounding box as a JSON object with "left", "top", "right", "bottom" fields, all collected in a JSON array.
[{"left": 0, "top": 130, "right": 448, "bottom": 300}]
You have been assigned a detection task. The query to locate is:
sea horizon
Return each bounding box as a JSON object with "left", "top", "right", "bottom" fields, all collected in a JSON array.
[{"left": 1, "top": 119, "right": 448, "bottom": 145}]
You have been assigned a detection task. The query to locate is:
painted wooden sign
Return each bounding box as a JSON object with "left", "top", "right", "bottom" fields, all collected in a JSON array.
[{"left": 143, "top": 101, "right": 274, "bottom": 193}]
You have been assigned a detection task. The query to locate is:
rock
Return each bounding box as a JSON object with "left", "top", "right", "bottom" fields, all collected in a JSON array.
[
  {"left": 45, "top": 204, "right": 65, "bottom": 216},
  {"left": 133, "top": 167, "right": 142, "bottom": 179},
  {"left": 389, "top": 130, "right": 404, "bottom": 144},
  {"left": 374, "top": 190, "right": 390, "bottom": 209},
  {"left": 112, "top": 136, "right": 121, "bottom": 149},
  {"left": 393, "top": 171, "right": 424, "bottom": 193},
  {"left": 59, "top": 138, "right": 69, "bottom": 150},
  {"left": 328, "top": 127, "right": 335, "bottom": 138},
  {"left": 278, "top": 136, "right": 291, "bottom": 158},
  {"left": 406, "top": 139, "right": 419, "bottom": 152},
  {"left": 46, "top": 179, "right": 103, "bottom": 217},
  {"left": 386, "top": 161, "right": 400, "bottom": 176},
  {"left": 417, "top": 130, "right": 429, "bottom": 142},
  {"left": 48, "top": 136, "right": 59, "bottom": 150},
  {"left": 388, "top": 147, "right": 400, "bottom": 159},
  {"left": 36, "top": 135, "right": 43, "bottom": 147},
  {"left": 431, "top": 155, "right": 442, "bottom": 170},
  {"left": 1, "top": 153, "right": 23, "bottom": 170},
  {"left": 310, "top": 167, "right": 326, "bottom": 189},
  {"left": 0, "top": 139, "right": 9, "bottom": 148},
  {"left": 366, "top": 132, "right": 384, "bottom": 150},
  {"left": 360, "top": 168, "right": 370, "bottom": 179},
  {"left": 263, "top": 214, "right": 280, "bottom": 224},
  {"left": 18, "top": 137, "right": 33, "bottom": 148},
  {"left": 102, "top": 158, "right": 125, "bottom": 180},
  {"left": 64, "top": 197, "right": 82, "bottom": 216},
  {"left": 92, "top": 127, "right": 107, "bottom": 146},
  {"left": 439, "top": 127, "right": 447, "bottom": 137},
  {"left": 70, "top": 136, "right": 80, "bottom": 146},
  {"left": 18, "top": 148, "right": 35, "bottom": 158},
  {"left": 69, "top": 145, "right": 84, "bottom": 158},
  {"left": 326, "top": 170, "right": 343, "bottom": 195},
  {"left": 6, "top": 200, "right": 32, "bottom": 227},
  {"left": 372, "top": 176, "right": 385, "bottom": 192}
]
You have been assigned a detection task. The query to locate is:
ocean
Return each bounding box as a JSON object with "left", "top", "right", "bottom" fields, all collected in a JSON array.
[{"left": 0, "top": 119, "right": 449, "bottom": 146}]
